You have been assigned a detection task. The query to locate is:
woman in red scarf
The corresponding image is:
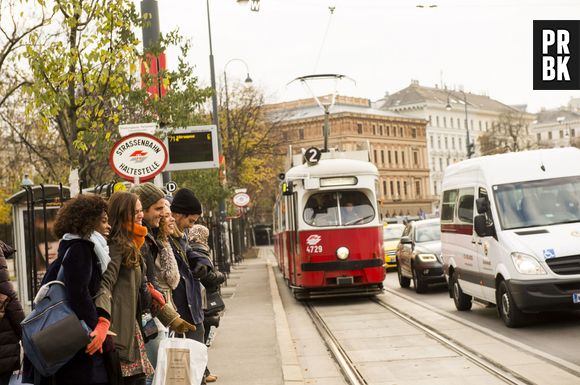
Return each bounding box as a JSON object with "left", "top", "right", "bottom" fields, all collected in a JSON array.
[{"left": 93, "top": 192, "right": 158, "bottom": 385}]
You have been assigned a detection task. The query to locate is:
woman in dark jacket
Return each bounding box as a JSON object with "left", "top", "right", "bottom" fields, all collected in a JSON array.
[
  {"left": 23, "top": 193, "right": 110, "bottom": 385},
  {"left": 0, "top": 241, "right": 25, "bottom": 385}
]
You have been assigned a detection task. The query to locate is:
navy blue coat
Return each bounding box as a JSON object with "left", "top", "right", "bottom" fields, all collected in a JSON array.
[
  {"left": 23, "top": 238, "right": 108, "bottom": 385},
  {"left": 169, "top": 234, "right": 212, "bottom": 325}
]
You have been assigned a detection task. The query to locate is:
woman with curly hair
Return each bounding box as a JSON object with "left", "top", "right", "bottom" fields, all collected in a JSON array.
[{"left": 22, "top": 193, "right": 110, "bottom": 385}]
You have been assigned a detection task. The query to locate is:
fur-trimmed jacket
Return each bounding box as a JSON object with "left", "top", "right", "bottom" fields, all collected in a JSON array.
[{"left": 0, "top": 241, "right": 24, "bottom": 375}]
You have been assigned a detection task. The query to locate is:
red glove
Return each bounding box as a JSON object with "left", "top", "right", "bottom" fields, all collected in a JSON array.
[
  {"left": 86, "top": 317, "right": 110, "bottom": 355},
  {"left": 147, "top": 283, "right": 166, "bottom": 307}
]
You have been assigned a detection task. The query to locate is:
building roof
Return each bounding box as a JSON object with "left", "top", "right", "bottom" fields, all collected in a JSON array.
[
  {"left": 375, "top": 81, "right": 519, "bottom": 114},
  {"left": 533, "top": 109, "right": 580, "bottom": 124},
  {"left": 269, "top": 103, "right": 409, "bottom": 122}
]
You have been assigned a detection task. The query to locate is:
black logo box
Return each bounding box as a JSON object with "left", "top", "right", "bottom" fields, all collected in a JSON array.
[{"left": 533, "top": 20, "right": 580, "bottom": 90}]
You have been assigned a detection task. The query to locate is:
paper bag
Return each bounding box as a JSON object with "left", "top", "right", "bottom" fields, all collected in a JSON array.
[{"left": 152, "top": 334, "right": 208, "bottom": 385}]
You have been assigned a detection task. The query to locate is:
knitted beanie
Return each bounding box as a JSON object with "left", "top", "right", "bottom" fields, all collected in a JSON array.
[
  {"left": 189, "top": 224, "right": 210, "bottom": 245},
  {"left": 171, "top": 188, "right": 202, "bottom": 215},
  {"left": 130, "top": 182, "right": 165, "bottom": 209}
]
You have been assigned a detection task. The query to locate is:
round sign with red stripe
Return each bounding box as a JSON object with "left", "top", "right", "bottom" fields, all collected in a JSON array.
[
  {"left": 232, "top": 192, "right": 250, "bottom": 207},
  {"left": 109, "top": 133, "right": 168, "bottom": 182}
]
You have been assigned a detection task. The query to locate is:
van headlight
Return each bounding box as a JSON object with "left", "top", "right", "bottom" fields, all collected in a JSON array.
[
  {"left": 511, "top": 252, "right": 547, "bottom": 275},
  {"left": 336, "top": 246, "right": 350, "bottom": 260},
  {"left": 417, "top": 253, "right": 437, "bottom": 262}
]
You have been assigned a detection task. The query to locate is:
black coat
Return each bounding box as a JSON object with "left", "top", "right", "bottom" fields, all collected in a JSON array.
[
  {"left": 0, "top": 242, "right": 25, "bottom": 375},
  {"left": 23, "top": 238, "right": 108, "bottom": 385},
  {"left": 191, "top": 244, "right": 225, "bottom": 294}
]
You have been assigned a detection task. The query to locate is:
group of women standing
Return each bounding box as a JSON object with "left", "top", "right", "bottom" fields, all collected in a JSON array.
[{"left": 11, "top": 187, "right": 219, "bottom": 385}]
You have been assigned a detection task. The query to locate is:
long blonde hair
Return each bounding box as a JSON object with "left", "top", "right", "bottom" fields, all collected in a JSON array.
[{"left": 108, "top": 192, "right": 141, "bottom": 268}]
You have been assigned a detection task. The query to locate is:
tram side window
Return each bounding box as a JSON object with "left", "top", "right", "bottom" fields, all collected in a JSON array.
[{"left": 303, "top": 193, "right": 339, "bottom": 227}]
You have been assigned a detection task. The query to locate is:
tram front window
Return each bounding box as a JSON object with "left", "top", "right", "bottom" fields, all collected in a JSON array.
[{"left": 304, "top": 191, "right": 374, "bottom": 227}]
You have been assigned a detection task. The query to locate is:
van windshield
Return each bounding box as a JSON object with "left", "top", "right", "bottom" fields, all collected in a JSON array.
[{"left": 494, "top": 176, "right": 580, "bottom": 230}]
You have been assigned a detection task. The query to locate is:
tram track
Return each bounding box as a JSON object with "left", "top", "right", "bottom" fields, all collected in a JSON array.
[{"left": 305, "top": 296, "right": 536, "bottom": 385}]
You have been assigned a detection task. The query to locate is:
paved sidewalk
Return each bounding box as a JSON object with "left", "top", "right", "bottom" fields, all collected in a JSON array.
[{"left": 208, "top": 247, "right": 299, "bottom": 385}]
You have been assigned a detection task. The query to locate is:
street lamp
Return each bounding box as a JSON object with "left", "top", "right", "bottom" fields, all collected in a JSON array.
[
  {"left": 446, "top": 90, "right": 474, "bottom": 159},
  {"left": 224, "top": 58, "right": 252, "bottom": 165}
]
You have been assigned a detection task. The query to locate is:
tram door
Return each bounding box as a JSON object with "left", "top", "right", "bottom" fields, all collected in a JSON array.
[{"left": 286, "top": 192, "right": 299, "bottom": 284}]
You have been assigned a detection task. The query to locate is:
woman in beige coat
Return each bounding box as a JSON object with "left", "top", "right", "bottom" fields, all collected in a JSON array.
[{"left": 94, "top": 192, "right": 194, "bottom": 385}]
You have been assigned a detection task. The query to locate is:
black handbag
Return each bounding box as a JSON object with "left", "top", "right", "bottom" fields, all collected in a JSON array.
[
  {"left": 138, "top": 267, "right": 158, "bottom": 343},
  {"left": 205, "top": 290, "right": 225, "bottom": 316}
]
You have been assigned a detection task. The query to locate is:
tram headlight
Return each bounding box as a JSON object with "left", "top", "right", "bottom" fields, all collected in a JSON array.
[{"left": 336, "top": 246, "right": 350, "bottom": 260}]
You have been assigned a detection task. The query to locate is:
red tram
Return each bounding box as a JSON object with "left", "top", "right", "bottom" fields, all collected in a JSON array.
[{"left": 273, "top": 148, "right": 385, "bottom": 299}]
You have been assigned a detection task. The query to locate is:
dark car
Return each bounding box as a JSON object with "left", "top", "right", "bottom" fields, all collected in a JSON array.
[{"left": 396, "top": 218, "right": 445, "bottom": 293}]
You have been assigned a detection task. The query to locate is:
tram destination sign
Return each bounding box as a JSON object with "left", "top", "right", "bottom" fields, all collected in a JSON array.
[
  {"left": 109, "top": 133, "right": 168, "bottom": 182},
  {"left": 163, "top": 125, "right": 219, "bottom": 171}
]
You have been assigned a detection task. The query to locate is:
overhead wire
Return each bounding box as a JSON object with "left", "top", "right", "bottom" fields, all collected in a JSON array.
[{"left": 313, "top": 6, "right": 336, "bottom": 74}]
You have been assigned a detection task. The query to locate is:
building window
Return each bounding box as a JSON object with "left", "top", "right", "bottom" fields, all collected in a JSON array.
[
  {"left": 379, "top": 125, "right": 383, "bottom": 135},
  {"left": 393, "top": 127, "right": 397, "bottom": 137},
  {"left": 434, "top": 182, "right": 438, "bottom": 195},
  {"left": 411, "top": 128, "right": 417, "bottom": 138},
  {"left": 560, "top": 130, "right": 564, "bottom": 138},
  {"left": 443, "top": 117, "right": 447, "bottom": 128},
  {"left": 439, "top": 158, "right": 443, "bottom": 170},
  {"left": 451, "top": 137, "right": 455, "bottom": 149},
  {"left": 479, "top": 121, "right": 482, "bottom": 130},
  {"left": 386, "top": 126, "right": 390, "bottom": 136},
  {"left": 381, "top": 150, "right": 385, "bottom": 164},
  {"left": 485, "top": 121, "right": 488, "bottom": 130},
  {"left": 383, "top": 180, "right": 387, "bottom": 195},
  {"left": 388, "top": 150, "right": 392, "bottom": 164},
  {"left": 413, "top": 151, "right": 419, "bottom": 166},
  {"left": 437, "top": 136, "right": 441, "bottom": 149},
  {"left": 299, "top": 129, "right": 304, "bottom": 140},
  {"left": 283, "top": 132, "right": 288, "bottom": 141},
  {"left": 397, "top": 181, "right": 401, "bottom": 196},
  {"left": 403, "top": 181, "right": 407, "bottom": 196},
  {"left": 395, "top": 151, "right": 399, "bottom": 164},
  {"left": 372, "top": 125, "right": 376, "bottom": 135},
  {"left": 450, "top": 118, "right": 454, "bottom": 128},
  {"left": 374, "top": 149, "right": 378, "bottom": 162},
  {"left": 357, "top": 123, "right": 363, "bottom": 134},
  {"left": 457, "top": 118, "right": 460, "bottom": 128},
  {"left": 470, "top": 119, "right": 474, "bottom": 129},
  {"left": 447, "top": 157, "right": 450, "bottom": 166},
  {"left": 401, "top": 151, "right": 405, "bottom": 165},
  {"left": 571, "top": 129, "right": 576, "bottom": 137},
  {"left": 459, "top": 137, "right": 462, "bottom": 149},
  {"left": 548, "top": 131, "right": 553, "bottom": 140},
  {"left": 436, "top": 116, "right": 440, "bottom": 126},
  {"left": 390, "top": 181, "right": 394, "bottom": 196},
  {"left": 430, "top": 135, "right": 434, "bottom": 148},
  {"left": 444, "top": 137, "right": 448, "bottom": 149},
  {"left": 399, "top": 127, "right": 403, "bottom": 136},
  {"left": 428, "top": 115, "right": 432, "bottom": 124},
  {"left": 415, "top": 180, "right": 421, "bottom": 196}
]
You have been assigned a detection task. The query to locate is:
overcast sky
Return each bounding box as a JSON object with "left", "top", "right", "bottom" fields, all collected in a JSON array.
[{"left": 149, "top": 0, "right": 580, "bottom": 113}]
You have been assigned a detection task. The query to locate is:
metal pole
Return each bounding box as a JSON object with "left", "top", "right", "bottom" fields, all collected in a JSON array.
[
  {"left": 463, "top": 91, "right": 472, "bottom": 159},
  {"left": 323, "top": 105, "right": 330, "bottom": 152},
  {"left": 224, "top": 70, "right": 230, "bottom": 165}
]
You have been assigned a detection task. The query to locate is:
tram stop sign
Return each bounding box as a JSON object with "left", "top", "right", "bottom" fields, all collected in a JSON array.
[
  {"left": 109, "top": 133, "right": 168, "bottom": 182},
  {"left": 233, "top": 192, "right": 250, "bottom": 207}
]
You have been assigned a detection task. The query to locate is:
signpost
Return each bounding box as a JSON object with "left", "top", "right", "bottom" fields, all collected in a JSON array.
[
  {"left": 233, "top": 192, "right": 250, "bottom": 207},
  {"left": 109, "top": 132, "right": 168, "bottom": 183}
]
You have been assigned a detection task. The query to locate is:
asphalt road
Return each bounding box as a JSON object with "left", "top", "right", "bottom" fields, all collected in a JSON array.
[{"left": 383, "top": 269, "right": 580, "bottom": 366}]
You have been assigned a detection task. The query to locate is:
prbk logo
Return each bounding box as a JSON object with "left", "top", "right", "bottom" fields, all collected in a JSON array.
[
  {"left": 533, "top": 20, "right": 580, "bottom": 90},
  {"left": 129, "top": 150, "right": 148, "bottom": 163},
  {"left": 306, "top": 234, "right": 321, "bottom": 246}
]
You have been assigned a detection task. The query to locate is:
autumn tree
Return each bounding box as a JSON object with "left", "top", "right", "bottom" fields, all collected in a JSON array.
[
  {"left": 20, "top": 0, "right": 143, "bottom": 186},
  {"left": 478, "top": 111, "right": 534, "bottom": 155}
]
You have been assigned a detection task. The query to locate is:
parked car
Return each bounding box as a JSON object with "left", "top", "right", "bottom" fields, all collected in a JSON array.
[
  {"left": 396, "top": 218, "right": 445, "bottom": 293},
  {"left": 383, "top": 223, "right": 405, "bottom": 269}
]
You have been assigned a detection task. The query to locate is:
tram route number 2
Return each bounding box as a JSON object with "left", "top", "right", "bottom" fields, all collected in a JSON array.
[{"left": 306, "top": 245, "right": 323, "bottom": 253}]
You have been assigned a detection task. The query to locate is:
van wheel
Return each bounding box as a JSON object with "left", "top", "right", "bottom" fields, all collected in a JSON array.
[
  {"left": 452, "top": 271, "right": 472, "bottom": 311},
  {"left": 397, "top": 263, "right": 411, "bottom": 288},
  {"left": 497, "top": 281, "right": 525, "bottom": 328},
  {"left": 413, "top": 266, "right": 427, "bottom": 293}
]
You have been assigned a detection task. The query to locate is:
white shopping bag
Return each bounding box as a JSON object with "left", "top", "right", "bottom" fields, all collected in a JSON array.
[{"left": 152, "top": 333, "right": 208, "bottom": 385}]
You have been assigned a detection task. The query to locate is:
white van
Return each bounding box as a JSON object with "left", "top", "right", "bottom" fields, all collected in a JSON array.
[{"left": 440, "top": 147, "right": 580, "bottom": 327}]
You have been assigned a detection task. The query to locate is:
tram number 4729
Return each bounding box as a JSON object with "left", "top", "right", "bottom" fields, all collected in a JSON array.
[{"left": 306, "top": 245, "right": 323, "bottom": 253}]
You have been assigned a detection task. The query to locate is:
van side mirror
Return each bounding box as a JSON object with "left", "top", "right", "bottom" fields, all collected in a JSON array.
[
  {"left": 476, "top": 197, "right": 489, "bottom": 214},
  {"left": 474, "top": 214, "right": 492, "bottom": 237},
  {"left": 400, "top": 235, "right": 412, "bottom": 244}
]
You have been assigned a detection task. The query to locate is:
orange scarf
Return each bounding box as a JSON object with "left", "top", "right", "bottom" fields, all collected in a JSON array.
[{"left": 126, "top": 222, "right": 148, "bottom": 249}]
